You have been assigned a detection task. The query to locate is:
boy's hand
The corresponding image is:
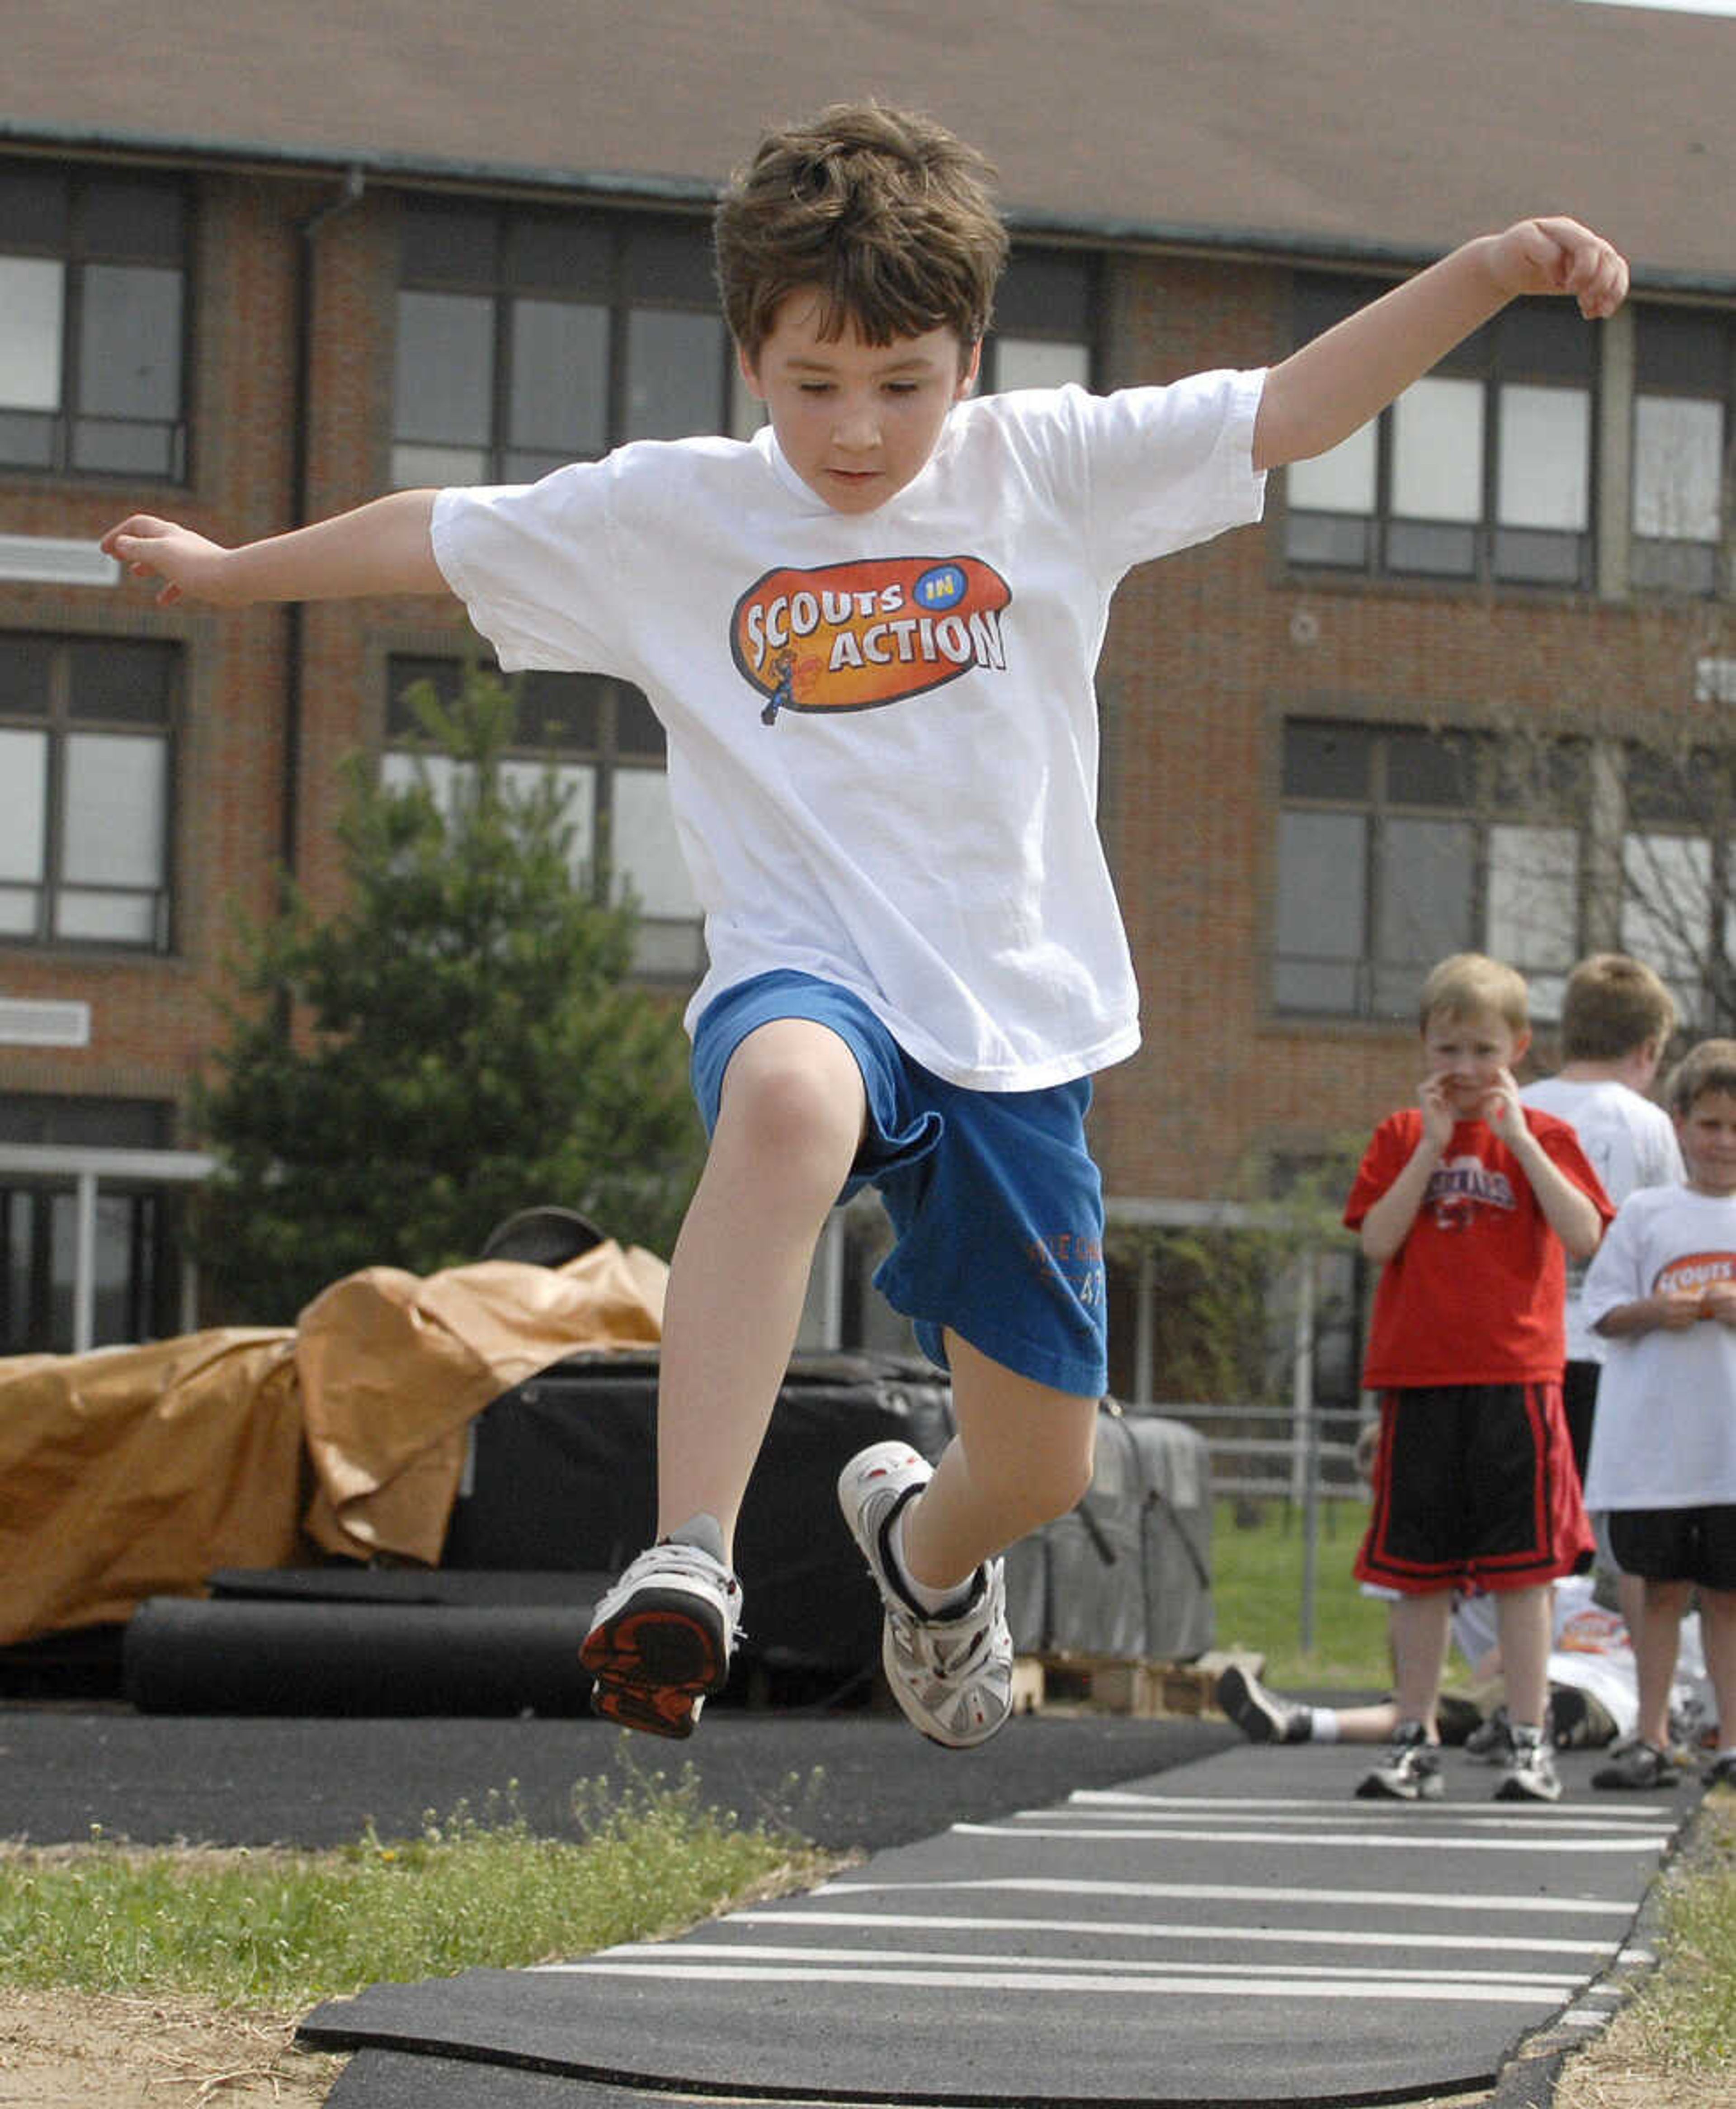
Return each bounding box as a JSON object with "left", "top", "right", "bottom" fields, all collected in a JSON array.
[
  {"left": 1484, "top": 218, "right": 1629, "bottom": 320},
  {"left": 102, "top": 514, "right": 241, "bottom": 607},
  {"left": 1699, "top": 1280, "right": 1736, "bottom": 1327},
  {"left": 1654, "top": 1286, "right": 1706, "bottom": 1331},
  {"left": 1477, "top": 1066, "right": 1528, "bottom": 1147},
  {"left": 1418, "top": 1073, "right": 1457, "bottom": 1152}
]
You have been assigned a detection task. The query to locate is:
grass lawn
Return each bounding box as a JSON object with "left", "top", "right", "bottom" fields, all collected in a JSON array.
[{"left": 1209, "top": 1494, "right": 1391, "bottom": 1690}]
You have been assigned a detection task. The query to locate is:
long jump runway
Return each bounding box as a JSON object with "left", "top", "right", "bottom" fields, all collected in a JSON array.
[{"left": 307, "top": 1743, "right": 1696, "bottom": 2107}]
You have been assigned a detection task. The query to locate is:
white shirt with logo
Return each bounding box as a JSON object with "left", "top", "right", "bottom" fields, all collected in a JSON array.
[
  {"left": 1581, "top": 1182, "right": 1736, "bottom": 1509},
  {"left": 430, "top": 372, "right": 1267, "bottom": 1090},
  {"left": 1519, "top": 1077, "right": 1684, "bottom": 1361}
]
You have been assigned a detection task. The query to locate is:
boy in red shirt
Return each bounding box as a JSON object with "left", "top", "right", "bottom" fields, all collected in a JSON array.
[{"left": 1346, "top": 953, "right": 1612, "bottom": 1803}]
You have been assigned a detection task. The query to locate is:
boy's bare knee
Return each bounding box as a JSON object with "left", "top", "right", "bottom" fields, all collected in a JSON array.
[{"left": 716, "top": 1025, "right": 866, "bottom": 1187}]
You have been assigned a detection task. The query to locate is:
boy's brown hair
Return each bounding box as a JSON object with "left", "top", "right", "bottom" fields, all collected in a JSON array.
[
  {"left": 713, "top": 101, "right": 1009, "bottom": 368},
  {"left": 1417, "top": 952, "right": 1530, "bottom": 1036},
  {"left": 1665, "top": 1038, "right": 1736, "bottom": 1118},
  {"left": 1558, "top": 952, "right": 1677, "bottom": 1062}
]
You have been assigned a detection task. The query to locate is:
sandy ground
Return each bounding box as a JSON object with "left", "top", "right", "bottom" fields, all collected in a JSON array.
[{"left": 0, "top": 1989, "right": 343, "bottom": 2107}]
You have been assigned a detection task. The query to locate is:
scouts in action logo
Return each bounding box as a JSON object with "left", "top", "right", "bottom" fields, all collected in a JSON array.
[{"left": 731, "top": 556, "right": 1012, "bottom": 724}]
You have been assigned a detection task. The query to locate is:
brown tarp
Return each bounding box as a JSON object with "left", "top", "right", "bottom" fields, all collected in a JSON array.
[{"left": 0, "top": 1240, "right": 666, "bottom": 1646}]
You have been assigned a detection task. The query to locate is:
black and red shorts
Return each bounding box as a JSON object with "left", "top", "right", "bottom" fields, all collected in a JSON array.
[{"left": 1356, "top": 1381, "right": 1593, "bottom": 1595}]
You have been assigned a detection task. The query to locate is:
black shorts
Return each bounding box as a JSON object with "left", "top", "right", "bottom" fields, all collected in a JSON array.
[
  {"left": 1355, "top": 1382, "right": 1593, "bottom": 1595},
  {"left": 1561, "top": 1360, "right": 1600, "bottom": 1491},
  {"left": 1607, "top": 1505, "right": 1736, "bottom": 1593}
]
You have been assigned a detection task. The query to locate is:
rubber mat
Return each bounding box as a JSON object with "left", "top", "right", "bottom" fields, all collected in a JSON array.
[{"left": 304, "top": 1741, "right": 1696, "bottom": 2105}]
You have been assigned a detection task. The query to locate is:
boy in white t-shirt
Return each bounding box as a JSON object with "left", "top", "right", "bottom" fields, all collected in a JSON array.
[
  {"left": 100, "top": 103, "right": 1630, "bottom": 1748},
  {"left": 1521, "top": 953, "right": 1684, "bottom": 1485},
  {"left": 1582, "top": 1039, "right": 1736, "bottom": 1790}
]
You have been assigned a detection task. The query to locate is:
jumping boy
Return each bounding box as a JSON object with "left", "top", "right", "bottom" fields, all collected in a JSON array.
[
  {"left": 1346, "top": 954, "right": 1613, "bottom": 1802},
  {"left": 101, "top": 104, "right": 1629, "bottom": 1749},
  {"left": 1580, "top": 1039, "right": 1736, "bottom": 1792}
]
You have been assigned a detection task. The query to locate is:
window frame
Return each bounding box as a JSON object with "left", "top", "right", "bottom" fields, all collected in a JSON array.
[
  {"left": 1283, "top": 274, "right": 1599, "bottom": 591},
  {"left": 1629, "top": 303, "right": 1733, "bottom": 598},
  {"left": 382, "top": 653, "right": 704, "bottom": 982},
  {"left": 391, "top": 198, "right": 738, "bottom": 485},
  {"left": 1271, "top": 718, "right": 1589, "bottom": 1024},
  {"left": 0, "top": 633, "right": 178, "bottom": 955},
  {"left": 978, "top": 247, "right": 1099, "bottom": 395},
  {"left": 0, "top": 163, "right": 192, "bottom": 482}
]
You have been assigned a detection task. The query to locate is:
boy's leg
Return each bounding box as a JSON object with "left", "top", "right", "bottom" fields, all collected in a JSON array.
[
  {"left": 1388, "top": 1589, "right": 1454, "bottom": 1735},
  {"left": 838, "top": 1335, "right": 1097, "bottom": 1749},
  {"left": 1491, "top": 1584, "right": 1552, "bottom": 1732},
  {"left": 654, "top": 1018, "right": 867, "bottom": 1549},
  {"left": 1700, "top": 1587, "right": 1736, "bottom": 1779},
  {"left": 897, "top": 1332, "right": 1097, "bottom": 1591},
  {"left": 1489, "top": 1584, "right": 1566, "bottom": 1801},
  {"left": 582, "top": 1019, "right": 866, "bottom": 1736},
  {"left": 1631, "top": 1578, "right": 1691, "bottom": 1752}
]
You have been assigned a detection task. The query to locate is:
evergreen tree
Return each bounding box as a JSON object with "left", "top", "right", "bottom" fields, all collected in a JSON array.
[{"left": 192, "top": 669, "right": 705, "bottom": 1322}]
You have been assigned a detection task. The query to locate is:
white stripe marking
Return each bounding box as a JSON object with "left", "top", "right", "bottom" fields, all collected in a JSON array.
[
  {"left": 736, "top": 1908, "right": 1613, "bottom": 1958},
  {"left": 819, "top": 1875, "right": 1635, "bottom": 1917},
  {"left": 1043, "top": 1800, "right": 1675, "bottom": 1834},
  {"left": 949, "top": 1822, "right": 1670, "bottom": 1852},
  {"left": 542, "top": 1960, "right": 1564, "bottom": 2005},
  {"left": 549, "top": 1939, "right": 1582, "bottom": 1993},
  {"left": 1066, "top": 1789, "right": 1680, "bottom": 1823}
]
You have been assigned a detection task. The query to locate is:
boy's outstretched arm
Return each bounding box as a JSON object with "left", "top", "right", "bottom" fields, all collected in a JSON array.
[
  {"left": 102, "top": 490, "right": 447, "bottom": 607},
  {"left": 1252, "top": 218, "right": 1628, "bottom": 473}
]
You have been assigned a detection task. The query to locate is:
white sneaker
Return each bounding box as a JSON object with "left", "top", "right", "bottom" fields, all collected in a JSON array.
[
  {"left": 579, "top": 1539, "right": 741, "bottom": 1740},
  {"left": 836, "top": 1441, "right": 1013, "bottom": 1750},
  {"left": 1495, "top": 1726, "right": 1563, "bottom": 1803},
  {"left": 1354, "top": 1721, "right": 1444, "bottom": 1802}
]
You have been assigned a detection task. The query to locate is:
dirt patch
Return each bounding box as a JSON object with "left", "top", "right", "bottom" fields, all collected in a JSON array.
[{"left": 0, "top": 1987, "right": 344, "bottom": 2106}]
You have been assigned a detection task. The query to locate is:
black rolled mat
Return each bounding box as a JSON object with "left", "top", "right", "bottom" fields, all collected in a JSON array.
[{"left": 122, "top": 1596, "right": 596, "bottom": 1716}]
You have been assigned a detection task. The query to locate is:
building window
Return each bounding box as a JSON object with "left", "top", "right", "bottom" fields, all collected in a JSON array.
[
  {"left": 1631, "top": 306, "right": 1731, "bottom": 596},
  {"left": 981, "top": 249, "right": 1097, "bottom": 393},
  {"left": 1273, "top": 720, "right": 1585, "bottom": 1022},
  {"left": 1284, "top": 278, "right": 1594, "bottom": 588},
  {"left": 0, "top": 1095, "right": 179, "bottom": 1352},
  {"left": 0, "top": 165, "right": 189, "bottom": 479},
  {"left": 0, "top": 635, "right": 176, "bottom": 951},
  {"left": 1618, "top": 745, "right": 1735, "bottom": 1031},
  {"left": 392, "top": 203, "right": 737, "bottom": 486},
  {"left": 384, "top": 656, "right": 703, "bottom": 979}
]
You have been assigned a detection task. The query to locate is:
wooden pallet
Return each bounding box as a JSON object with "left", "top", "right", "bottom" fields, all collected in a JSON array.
[{"left": 1011, "top": 1647, "right": 1264, "bottom": 1720}]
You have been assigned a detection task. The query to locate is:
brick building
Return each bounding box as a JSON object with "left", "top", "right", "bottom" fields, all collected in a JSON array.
[{"left": 1, "top": 0, "right": 1731, "bottom": 1393}]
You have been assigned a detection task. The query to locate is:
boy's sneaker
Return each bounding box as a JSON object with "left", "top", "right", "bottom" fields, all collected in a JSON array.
[
  {"left": 1355, "top": 1721, "right": 1444, "bottom": 1802},
  {"left": 836, "top": 1441, "right": 1013, "bottom": 1750},
  {"left": 1215, "top": 1664, "right": 1310, "bottom": 1744},
  {"left": 1464, "top": 1704, "right": 1513, "bottom": 1764},
  {"left": 1592, "top": 1738, "right": 1678, "bottom": 1792},
  {"left": 1704, "top": 1753, "right": 1736, "bottom": 1791},
  {"left": 1495, "top": 1726, "right": 1562, "bottom": 1803},
  {"left": 579, "top": 1538, "right": 741, "bottom": 1740}
]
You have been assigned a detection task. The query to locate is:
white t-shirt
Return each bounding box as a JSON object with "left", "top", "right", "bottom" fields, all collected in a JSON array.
[
  {"left": 430, "top": 372, "right": 1268, "bottom": 1090},
  {"left": 1519, "top": 1076, "right": 1684, "bottom": 1361},
  {"left": 1580, "top": 1182, "right": 1736, "bottom": 1509}
]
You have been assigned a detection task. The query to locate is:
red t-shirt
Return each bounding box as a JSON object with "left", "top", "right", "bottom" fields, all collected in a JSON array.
[{"left": 1345, "top": 1107, "right": 1615, "bottom": 1388}]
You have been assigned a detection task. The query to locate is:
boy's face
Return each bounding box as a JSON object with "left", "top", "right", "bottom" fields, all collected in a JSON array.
[
  {"left": 1676, "top": 1088, "right": 1736, "bottom": 1195},
  {"left": 1422, "top": 1004, "right": 1529, "bottom": 1120},
  {"left": 739, "top": 293, "right": 980, "bottom": 514}
]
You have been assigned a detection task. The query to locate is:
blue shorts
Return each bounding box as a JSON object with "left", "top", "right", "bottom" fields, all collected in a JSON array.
[{"left": 690, "top": 970, "right": 1108, "bottom": 1399}]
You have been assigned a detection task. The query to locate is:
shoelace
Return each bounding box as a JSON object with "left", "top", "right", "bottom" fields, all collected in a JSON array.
[{"left": 620, "top": 1541, "right": 740, "bottom": 1594}]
